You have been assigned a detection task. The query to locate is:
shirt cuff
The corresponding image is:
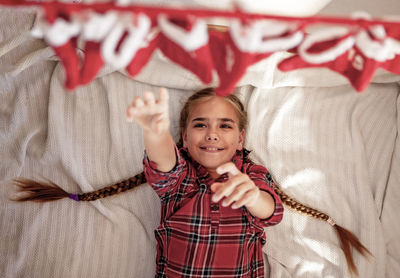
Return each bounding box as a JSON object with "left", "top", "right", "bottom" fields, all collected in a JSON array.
[{"left": 143, "top": 144, "right": 185, "bottom": 188}]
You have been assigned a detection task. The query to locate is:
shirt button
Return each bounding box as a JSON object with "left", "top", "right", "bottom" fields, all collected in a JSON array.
[{"left": 211, "top": 204, "right": 219, "bottom": 211}]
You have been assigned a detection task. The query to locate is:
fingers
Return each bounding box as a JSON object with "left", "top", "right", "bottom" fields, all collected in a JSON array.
[
  {"left": 211, "top": 174, "right": 248, "bottom": 203},
  {"left": 126, "top": 96, "right": 142, "bottom": 121},
  {"left": 143, "top": 91, "right": 156, "bottom": 105},
  {"left": 211, "top": 163, "right": 260, "bottom": 209},
  {"left": 211, "top": 162, "right": 242, "bottom": 203},
  {"left": 221, "top": 183, "right": 249, "bottom": 207},
  {"left": 231, "top": 188, "right": 260, "bottom": 209},
  {"left": 212, "top": 178, "right": 259, "bottom": 209},
  {"left": 216, "top": 162, "right": 241, "bottom": 177},
  {"left": 126, "top": 88, "right": 169, "bottom": 124},
  {"left": 133, "top": 96, "right": 145, "bottom": 107},
  {"left": 158, "top": 87, "right": 169, "bottom": 105},
  {"left": 128, "top": 91, "right": 157, "bottom": 115}
]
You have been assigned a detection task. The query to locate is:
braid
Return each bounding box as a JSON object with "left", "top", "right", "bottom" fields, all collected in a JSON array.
[
  {"left": 272, "top": 184, "right": 330, "bottom": 222},
  {"left": 78, "top": 172, "right": 146, "bottom": 201},
  {"left": 11, "top": 172, "right": 147, "bottom": 202},
  {"left": 272, "top": 182, "right": 372, "bottom": 276}
]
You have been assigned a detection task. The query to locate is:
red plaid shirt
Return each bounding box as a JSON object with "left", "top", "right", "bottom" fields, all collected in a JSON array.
[{"left": 144, "top": 146, "right": 283, "bottom": 277}]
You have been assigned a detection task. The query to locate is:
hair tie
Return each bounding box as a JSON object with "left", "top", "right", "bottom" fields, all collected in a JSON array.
[
  {"left": 327, "top": 217, "right": 336, "bottom": 226},
  {"left": 69, "top": 194, "right": 80, "bottom": 201}
]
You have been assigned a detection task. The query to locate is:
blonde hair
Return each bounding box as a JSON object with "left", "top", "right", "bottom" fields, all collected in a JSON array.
[{"left": 10, "top": 87, "right": 371, "bottom": 276}]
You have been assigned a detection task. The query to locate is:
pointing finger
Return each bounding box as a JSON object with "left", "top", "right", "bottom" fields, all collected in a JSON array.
[
  {"left": 158, "top": 87, "right": 169, "bottom": 105},
  {"left": 211, "top": 174, "right": 248, "bottom": 203},
  {"left": 216, "top": 162, "right": 240, "bottom": 177}
]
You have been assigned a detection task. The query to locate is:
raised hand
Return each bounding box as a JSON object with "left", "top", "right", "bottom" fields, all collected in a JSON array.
[
  {"left": 126, "top": 88, "right": 170, "bottom": 135},
  {"left": 210, "top": 162, "right": 261, "bottom": 210}
]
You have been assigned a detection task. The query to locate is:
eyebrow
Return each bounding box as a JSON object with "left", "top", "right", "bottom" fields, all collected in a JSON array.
[{"left": 191, "top": 117, "right": 236, "bottom": 123}]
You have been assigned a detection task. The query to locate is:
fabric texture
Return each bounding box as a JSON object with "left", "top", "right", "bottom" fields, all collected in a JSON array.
[
  {"left": 1, "top": 5, "right": 400, "bottom": 278},
  {"left": 143, "top": 146, "right": 283, "bottom": 277}
]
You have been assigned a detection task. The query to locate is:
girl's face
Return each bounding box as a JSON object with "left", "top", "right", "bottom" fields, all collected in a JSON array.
[{"left": 182, "top": 96, "right": 245, "bottom": 179}]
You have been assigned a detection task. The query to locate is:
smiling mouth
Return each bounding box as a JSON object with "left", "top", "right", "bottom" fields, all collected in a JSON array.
[{"left": 200, "top": 147, "right": 224, "bottom": 151}]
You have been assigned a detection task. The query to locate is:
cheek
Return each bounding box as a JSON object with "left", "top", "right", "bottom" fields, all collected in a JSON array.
[
  {"left": 228, "top": 136, "right": 243, "bottom": 151},
  {"left": 183, "top": 130, "right": 199, "bottom": 147},
  {"left": 230, "top": 133, "right": 241, "bottom": 145}
]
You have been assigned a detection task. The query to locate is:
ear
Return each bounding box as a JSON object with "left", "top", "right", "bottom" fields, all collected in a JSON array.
[
  {"left": 237, "top": 129, "right": 245, "bottom": 151},
  {"left": 182, "top": 130, "right": 188, "bottom": 148}
]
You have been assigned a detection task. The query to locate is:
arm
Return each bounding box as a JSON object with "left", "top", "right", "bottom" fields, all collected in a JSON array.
[
  {"left": 126, "top": 88, "right": 176, "bottom": 172},
  {"left": 210, "top": 162, "right": 276, "bottom": 219}
]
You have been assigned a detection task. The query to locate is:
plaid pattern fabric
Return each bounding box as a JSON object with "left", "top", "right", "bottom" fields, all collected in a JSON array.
[{"left": 144, "top": 146, "right": 283, "bottom": 277}]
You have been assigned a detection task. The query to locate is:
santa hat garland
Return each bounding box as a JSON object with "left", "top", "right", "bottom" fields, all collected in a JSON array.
[
  {"left": 278, "top": 22, "right": 400, "bottom": 91},
  {"left": 125, "top": 19, "right": 159, "bottom": 78},
  {"left": 34, "top": 8, "right": 156, "bottom": 90},
  {"left": 101, "top": 13, "right": 151, "bottom": 69},
  {"left": 79, "top": 11, "right": 119, "bottom": 85},
  {"left": 210, "top": 19, "right": 304, "bottom": 96},
  {"left": 2, "top": 0, "right": 400, "bottom": 94},
  {"left": 68, "top": 10, "right": 152, "bottom": 87},
  {"left": 33, "top": 6, "right": 82, "bottom": 90},
  {"left": 378, "top": 24, "right": 400, "bottom": 76},
  {"left": 157, "top": 15, "right": 214, "bottom": 84}
]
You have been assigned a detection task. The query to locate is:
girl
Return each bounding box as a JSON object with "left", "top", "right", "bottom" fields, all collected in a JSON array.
[
  {"left": 126, "top": 87, "right": 283, "bottom": 277},
  {"left": 13, "top": 87, "right": 371, "bottom": 276}
]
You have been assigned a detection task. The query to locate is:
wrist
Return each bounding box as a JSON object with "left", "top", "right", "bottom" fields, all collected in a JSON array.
[
  {"left": 144, "top": 118, "right": 170, "bottom": 136},
  {"left": 144, "top": 126, "right": 170, "bottom": 141},
  {"left": 244, "top": 187, "right": 261, "bottom": 209},
  {"left": 245, "top": 190, "right": 275, "bottom": 219}
]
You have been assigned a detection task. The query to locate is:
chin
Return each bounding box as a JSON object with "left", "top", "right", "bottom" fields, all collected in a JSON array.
[
  {"left": 198, "top": 160, "right": 218, "bottom": 168},
  {"left": 201, "top": 158, "right": 229, "bottom": 169}
]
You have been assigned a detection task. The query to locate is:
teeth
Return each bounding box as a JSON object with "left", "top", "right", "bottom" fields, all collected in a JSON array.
[{"left": 202, "top": 147, "right": 221, "bottom": 151}]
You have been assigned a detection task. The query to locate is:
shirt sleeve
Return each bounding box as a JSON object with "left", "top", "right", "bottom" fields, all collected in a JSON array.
[
  {"left": 245, "top": 164, "right": 284, "bottom": 228},
  {"left": 143, "top": 145, "right": 186, "bottom": 197}
]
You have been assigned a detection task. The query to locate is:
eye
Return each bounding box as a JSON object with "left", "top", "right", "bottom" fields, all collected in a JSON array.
[
  {"left": 220, "top": 123, "right": 233, "bottom": 129},
  {"left": 193, "top": 123, "right": 206, "bottom": 128}
]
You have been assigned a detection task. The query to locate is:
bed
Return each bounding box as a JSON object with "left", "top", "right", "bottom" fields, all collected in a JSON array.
[{"left": 0, "top": 1, "right": 399, "bottom": 277}]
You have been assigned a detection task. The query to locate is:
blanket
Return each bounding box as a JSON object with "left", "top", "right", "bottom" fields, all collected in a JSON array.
[{"left": 0, "top": 5, "right": 399, "bottom": 278}]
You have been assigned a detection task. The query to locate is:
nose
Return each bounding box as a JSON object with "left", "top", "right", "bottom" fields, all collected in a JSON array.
[
  {"left": 206, "top": 133, "right": 219, "bottom": 141},
  {"left": 205, "top": 124, "right": 219, "bottom": 141}
]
